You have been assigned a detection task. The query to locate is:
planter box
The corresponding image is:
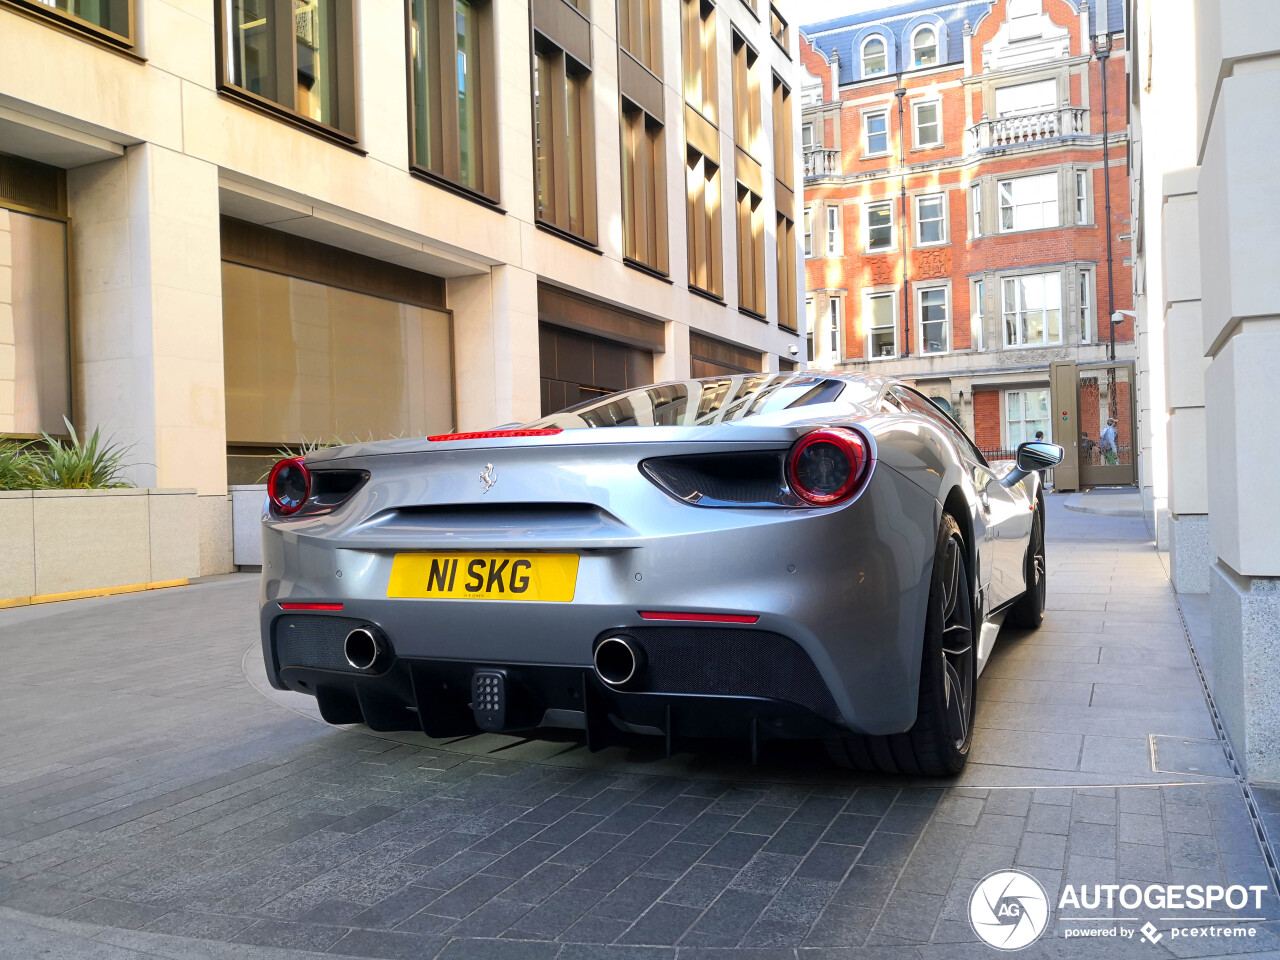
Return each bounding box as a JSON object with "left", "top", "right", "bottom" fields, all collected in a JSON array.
[
  {"left": 0, "top": 488, "right": 200, "bottom": 601},
  {"left": 231, "top": 485, "right": 267, "bottom": 567}
]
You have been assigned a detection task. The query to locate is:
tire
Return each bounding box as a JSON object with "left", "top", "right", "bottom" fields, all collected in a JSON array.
[
  {"left": 827, "top": 513, "right": 976, "bottom": 777},
  {"left": 1006, "top": 501, "right": 1046, "bottom": 629}
]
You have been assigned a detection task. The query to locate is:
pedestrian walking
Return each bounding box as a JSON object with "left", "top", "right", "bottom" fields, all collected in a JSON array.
[{"left": 1100, "top": 417, "right": 1118, "bottom": 465}]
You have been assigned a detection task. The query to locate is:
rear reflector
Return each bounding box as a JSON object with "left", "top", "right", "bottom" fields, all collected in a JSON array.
[
  {"left": 279, "top": 602, "right": 345, "bottom": 611},
  {"left": 428, "top": 429, "right": 563, "bottom": 441},
  {"left": 639, "top": 611, "right": 760, "bottom": 624}
]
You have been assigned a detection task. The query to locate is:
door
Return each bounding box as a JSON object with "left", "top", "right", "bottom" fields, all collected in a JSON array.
[{"left": 1077, "top": 363, "right": 1137, "bottom": 487}]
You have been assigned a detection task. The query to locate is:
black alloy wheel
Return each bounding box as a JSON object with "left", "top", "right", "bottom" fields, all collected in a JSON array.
[{"left": 939, "top": 530, "right": 975, "bottom": 751}]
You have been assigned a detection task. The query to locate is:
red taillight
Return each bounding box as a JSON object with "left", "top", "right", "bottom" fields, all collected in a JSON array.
[
  {"left": 267, "top": 457, "right": 311, "bottom": 515},
  {"left": 639, "top": 611, "right": 760, "bottom": 624},
  {"left": 428, "top": 429, "right": 563, "bottom": 441},
  {"left": 279, "top": 602, "right": 344, "bottom": 611},
  {"left": 786, "top": 428, "right": 869, "bottom": 506}
]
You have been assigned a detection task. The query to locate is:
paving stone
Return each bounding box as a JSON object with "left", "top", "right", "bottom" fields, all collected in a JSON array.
[
  {"left": 590, "top": 875, "right": 673, "bottom": 923},
  {"left": 658, "top": 864, "right": 735, "bottom": 908},
  {"left": 1026, "top": 802, "right": 1072, "bottom": 835},
  {"left": 681, "top": 889, "right": 772, "bottom": 947},
  {"left": 329, "top": 928, "right": 449, "bottom": 959},
  {"left": 618, "top": 901, "right": 701, "bottom": 945},
  {"left": 699, "top": 832, "right": 766, "bottom": 870},
  {"left": 1016, "top": 832, "right": 1068, "bottom": 870},
  {"left": 231, "top": 918, "right": 349, "bottom": 951}
]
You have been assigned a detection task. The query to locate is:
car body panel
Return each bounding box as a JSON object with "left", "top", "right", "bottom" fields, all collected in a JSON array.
[{"left": 259, "top": 372, "right": 1041, "bottom": 742}]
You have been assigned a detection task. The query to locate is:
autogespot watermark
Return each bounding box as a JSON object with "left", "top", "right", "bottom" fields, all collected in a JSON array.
[{"left": 968, "top": 870, "right": 1271, "bottom": 951}]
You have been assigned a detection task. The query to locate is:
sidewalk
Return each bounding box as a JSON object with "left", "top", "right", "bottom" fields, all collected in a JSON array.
[{"left": 0, "top": 494, "right": 1275, "bottom": 959}]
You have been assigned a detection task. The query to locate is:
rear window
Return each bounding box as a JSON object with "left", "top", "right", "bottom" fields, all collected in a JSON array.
[{"left": 529, "top": 375, "right": 861, "bottom": 429}]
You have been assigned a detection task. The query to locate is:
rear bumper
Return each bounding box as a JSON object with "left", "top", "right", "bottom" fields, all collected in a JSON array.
[{"left": 259, "top": 466, "right": 942, "bottom": 735}]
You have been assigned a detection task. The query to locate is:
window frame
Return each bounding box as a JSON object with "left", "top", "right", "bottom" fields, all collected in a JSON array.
[
  {"left": 772, "top": 74, "right": 793, "bottom": 187},
  {"left": 617, "top": 0, "right": 661, "bottom": 75},
  {"left": 217, "top": 0, "right": 360, "bottom": 143},
  {"left": 997, "top": 172, "right": 1060, "bottom": 233},
  {"left": 912, "top": 98, "right": 942, "bottom": 149},
  {"left": 826, "top": 296, "right": 842, "bottom": 359},
  {"left": 863, "top": 109, "right": 889, "bottom": 157},
  {"left": 682, "top": 0, "right": 718, "bottom": 125},
  {"left": 5, "top": 0, "right": 135, "bottom": 49},
  {"left": 736, "top": 183, "right": 767, "bottom": 317},
  {"left": 776, "top": 214, "right": 798, "bottom": 332},
  {"left": 805, "top": 296, "right": 816, "bottom": 361},
  {"left": 917, "top": 283, "right": 950, "bottom": 355},
  {"left": 825, "top": 204, "right": 840, "bottom": 257},
  {"left": 1078, "top": 267, "right": 1094, "bottom": 343},
  {"left": 860, "top": 34, "right": 887, "bottom": 77},
  {"left": 1075, "top": 168, "right": 1090, "bottom": 224},
  {"left": 914, "top": 192, "right": 946, "bottom": 247},
  {"left": 408, "top": 0, "right": 500, "bottom": 199},
  {"left": 532, "top": 42, "right": 598, "bottom": 244},
  {"left": 971, "top": 277, "right": 985, "bottom": 352},
  {"left": 970, "top": 182, "right": 982, "bottom": 238},
  {"left": 731, "top": 29, "right": 762, "bottom": 159},
  {"left": 1001, "top": 270, "right": 1064, "bottom": 348},
  {"left": 620, "top": 98, "right": 668, "bottom": 274},
  {"left": 993, "top": 78, "right": 1057, "bottom": 118},
  {"left": 686, "top": 145, "right": 723, "bottom": 298},
  {"left": 1002, "top": 387, "right": 1052, "bottom": 448},
  {"left": 864, "top": 290, "right": 897, "bottom": 359},
  {"left": 910, "top": 24, "right": 938, "bottom": 68},
  {"left": 803, "top": 205, "right": 813, "bottom": 258},
  {"left": 865, "top": 199, "right": 894, "bottom": 253}
]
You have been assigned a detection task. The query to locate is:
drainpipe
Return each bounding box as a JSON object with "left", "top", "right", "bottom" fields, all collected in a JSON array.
[
  {"left": 1093, "top": 31, "right": 1116, "bottom": 362},
  {"left": 896, "top": 79, "right": 910, "bottom": 358}
]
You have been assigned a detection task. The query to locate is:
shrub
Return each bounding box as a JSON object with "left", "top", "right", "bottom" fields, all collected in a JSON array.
[
  {"left": 31, "top": 418, "right": 135, "bottom": 490},
  {"left": 0, "top": 442, "right": 39, "bottom": 491}
]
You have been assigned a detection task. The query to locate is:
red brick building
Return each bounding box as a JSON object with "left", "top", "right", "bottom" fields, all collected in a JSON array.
[{"left": 798, "top": 0, "right": 1132, "bottom": 458}]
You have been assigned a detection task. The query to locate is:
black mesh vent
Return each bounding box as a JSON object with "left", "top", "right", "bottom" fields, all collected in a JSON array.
[
  {"left": 625, "top": 627, "right": 840, "bottom": 722},
  {"left": 275, "top": 615, "right": 369, "bottom": 672}
]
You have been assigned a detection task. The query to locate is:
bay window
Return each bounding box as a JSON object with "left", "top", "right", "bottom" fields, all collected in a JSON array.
[{"left": 998, "top": 172, "right": 1058, "bottom": 232}]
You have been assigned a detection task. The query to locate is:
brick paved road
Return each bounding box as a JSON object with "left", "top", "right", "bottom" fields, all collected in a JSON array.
[{"left": 2, "top": 496, "right": 1278, "bottom": 959}]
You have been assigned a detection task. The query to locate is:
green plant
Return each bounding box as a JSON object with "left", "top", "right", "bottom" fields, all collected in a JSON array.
[
  {"left": 0, "top": 442, "right": 39, "bottom": 490},
  {"left": 31, "top": 417, "right": 135, "bottom": 489},
  {"left": 256, "top": 437, "right": 344, "bottom": 482}
]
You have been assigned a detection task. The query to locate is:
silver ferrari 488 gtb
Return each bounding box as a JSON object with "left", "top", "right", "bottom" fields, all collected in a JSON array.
[{"left": 259, "top": 373, "right": 1063, "bottom": 776}]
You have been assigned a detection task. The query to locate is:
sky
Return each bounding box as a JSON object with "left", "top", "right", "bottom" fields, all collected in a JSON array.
[{"left": 789, "top": 0, "right": 884, "bottom": 30}]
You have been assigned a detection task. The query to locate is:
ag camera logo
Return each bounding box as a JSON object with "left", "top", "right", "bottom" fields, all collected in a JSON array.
[{"left": 970, "top": 870, "right": 1050, "bottom": 950}]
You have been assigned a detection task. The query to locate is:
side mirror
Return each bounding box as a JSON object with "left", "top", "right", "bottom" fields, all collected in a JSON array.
[{"left": 1001, "top": 441, "right": 1064, "bottom": 487}]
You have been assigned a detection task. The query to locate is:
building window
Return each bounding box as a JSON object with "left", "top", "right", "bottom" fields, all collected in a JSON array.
[
  {"left": 12, "top": 0, "right": 133, "bottom": 45},
  {"left": 773, "top": 76, "right": 793, "bottom": 186},
  {"left": 1005, "top": 388, "right": 1051, "bottom": 446},
  {"left": 866, "top": 292, "right": 896, "bottom": 357},
  {"left": 777, "top": 215, "right": 797, "bottom": 331},
  {"left": 221, "top": 0, "right": 358, "bottom": 139},
  {"left": 994, "top": 78, "right": 1056, "bottom": 117},
  {"left": 827, "top": 297, "right": 842, "bottom": 358},
  {"left": 618, "top": 0, "right": 660, "bottom": 74},
  {"left": 864, "top": 110, "right": 888, "bottom": 155},
  {"left": 1002, "top": 272, "right": 1063, "bottom": 347},
  {"left": 911, "top": 25, "right": 938, "bottom": 67},
  {"left": 682, "top": 0, "right": 717, "bottom": 123},
  {"left": 801, "top": 122, "right": 814, "bottom": 150},
  {"left": 998, "top": 172, "right": 1058, "bottom": 232},
  {"left": 769, "top": 4, "right": 789, "bottom": 51},
  {"left": 686, "top": 147, "right": 722, "bottom": 297},
  {"left": 805, "top": 297, "right": 815, "bottom": 361},
  {"left": 825, "top": 205, "right": 840, "bottom": 256},
  {"left": 1078, "top": 268, "right": 1093, "bottom": 343},
  {"left": 913, "top": 100, "right": 941, "bottom": 147},
  {"left": 919, "top": 286, "right": 948, "bottom": 353},
  {"left": 410, "top": 0, "right": 497, "bottom": 197},
  {"left": 866, "top": 200, "right": 893, "bottom": 252},
  {"left": 732, "top": 31, "right": 761, "bottom": 158},
  {"left": 916, "top": 193, "right": 945, "bottom": 245},
  {"left": 861, "top": 36, "right": 886, "bottom": 76},
  {"left": 971, "top": 278, "right": 985, "bottom": 351},
  {"left": 534, "top": 44, "right": 596, "bottom": 242},
  {"left": 621, "top": 100, "right": 667, "bottom": 273},
  {"left": 736, "top": 186, "right": 766, "bottom": 316},
  {"left": 970, "top": 183, "right": 982, "bottom": 237},
  {"left": 1075, "top": 169, "right": 1089, "bottom": 224},
  {"left": 803, "top": 205, "right": 813, "bottom": 257}
]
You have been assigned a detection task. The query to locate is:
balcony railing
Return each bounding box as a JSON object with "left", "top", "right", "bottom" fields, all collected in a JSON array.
[
  {"left": 967, "top": 106, "right": 1088, "bottom": 152},
  {"left": 803, "top": 147, "right": 840, "bottom": 178}
]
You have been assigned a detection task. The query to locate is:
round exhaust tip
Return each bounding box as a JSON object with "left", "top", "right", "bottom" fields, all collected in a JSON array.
[
  {"left": 343, "top": 627, "right": 383, "bottom": 671},
  {"left": 594, "top": 636, "right": 642, "bottom": 688}
]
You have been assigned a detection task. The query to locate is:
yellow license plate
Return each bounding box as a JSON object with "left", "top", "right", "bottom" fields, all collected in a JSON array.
[{"left": 387, "top": 553, "right": 580, "bottom": 602}]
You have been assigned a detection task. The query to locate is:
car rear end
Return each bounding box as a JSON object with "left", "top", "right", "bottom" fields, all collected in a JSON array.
[{"left": 258, "top": 376, "right": 940, "bottom": 751}]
